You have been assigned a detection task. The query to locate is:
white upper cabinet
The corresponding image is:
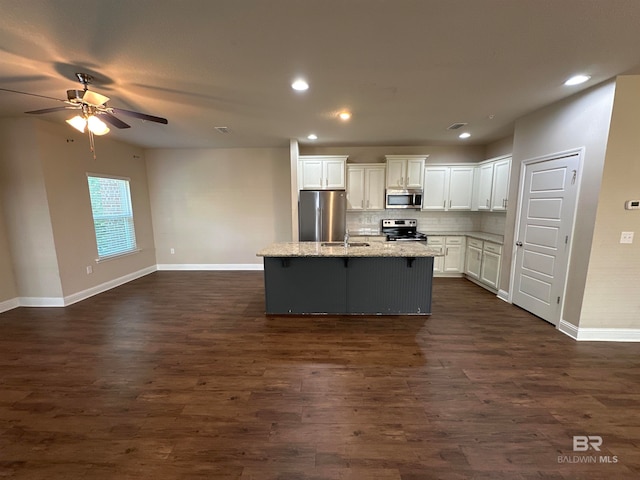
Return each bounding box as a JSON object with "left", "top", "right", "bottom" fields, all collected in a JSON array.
[
  {"left": 299, "top": 155, "right": 347, "bottom": 190},
  {"left": 473, "top": 155, "right": 511, "bottom": 212},
  {"left": 422, "top": 165, "right": 474, "bottom": 211},
  {"left": 448, "top": 167, "right": 474, "bottom": 210},
  {"left": 490, "top": 157, "right": 511, "bottom": 211},
  {"left": 475, "top": 162, "right": 494, "bottom": 211},
  {"left": 384, "top": 155, "right": 427, "bottom": 189},
  {"left": 422, "top": 166, "right": 449, "bottom": 210},
  {"left": 365, "top": 165, "right": 387, "bottom": 210},
  {"left": 346, "top": 164, "right": 386, "bottom": 211}
]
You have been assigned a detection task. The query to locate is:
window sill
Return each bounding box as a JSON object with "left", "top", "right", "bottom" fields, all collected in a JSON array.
[{"left": 95, "top": 248, "right": 141, "bottom": 263}]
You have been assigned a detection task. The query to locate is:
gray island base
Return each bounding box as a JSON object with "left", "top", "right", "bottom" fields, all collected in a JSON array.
[{"left": 256, "top": 242, "right": 441, "bottom": 315}]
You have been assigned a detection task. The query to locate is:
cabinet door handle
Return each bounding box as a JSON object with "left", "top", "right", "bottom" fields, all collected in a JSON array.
[
  {"left": 516, "top": 241, "right": 523, "bottom": 247},
  {"left": 366, "top": 199, "right": 370, "bottom": 208},
  {"left": 449, "top": 200, "right": 452, "bottom": 208},
  {"left": 361, "top": 200, "right": 364, "bottom": 208},
  {"left": 443, "top": 200, "right": 446, "bottom": 208},
  {"left": 486, "top": 199, "right": 489, "bottom": 207}
]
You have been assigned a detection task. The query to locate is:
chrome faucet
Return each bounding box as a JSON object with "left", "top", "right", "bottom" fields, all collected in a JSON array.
[{"left": 344, "top": 229, "right": 349, "bottom": 247}]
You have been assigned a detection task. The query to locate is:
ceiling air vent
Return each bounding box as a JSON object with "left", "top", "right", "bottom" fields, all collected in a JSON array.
[
  {"left": 447, "top": 122, "right": 468, "bottom": 130},
  {"left": 214, "top": 126, "right": 230, "bottom": 134}
]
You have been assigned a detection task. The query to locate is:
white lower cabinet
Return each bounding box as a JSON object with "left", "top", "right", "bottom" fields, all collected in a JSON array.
[
  {"left": 465, "top": 237, "right": 502, "bottom": 291},
  {"left": 428, "top": 236, "right": 465, "bottom": 276},
  {"left": 465, "top": 239, "right": 482, "bottom": 280},
  {"left": 479, "top": 242, "right": 502, "bottom": 289}
]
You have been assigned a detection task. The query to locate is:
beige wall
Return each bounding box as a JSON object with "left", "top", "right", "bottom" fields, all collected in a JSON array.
[
  {"left": 299, "top": 144, "right": 486, "bottom": 164},
  {"left": 36, "top": 121, "right": 156, "bottom": 297},
  {"left": 0, "top": 193, "right": 17, "bottom": 302},
  {"left": 580, "top": 76, "right": 640, "bottom": 328},
  {"left": 506, "top": 80, "right": 616, "bottom": 327},
  {"left": 146, "top": 147, "right": 291, "bottom": 266},
  {"left": 484, "top": 136, "right": 514, "bottom": 159},
  {"left": 0, "top": 117, "right": 157, "bottom": 302},
  {"left": 0, "top": 118, "right": 63, "bottom": 299}
]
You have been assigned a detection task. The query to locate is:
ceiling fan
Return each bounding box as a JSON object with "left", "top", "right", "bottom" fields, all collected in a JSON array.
[{"left": 0, "top": 72, "right": 168, "bottom": 158}]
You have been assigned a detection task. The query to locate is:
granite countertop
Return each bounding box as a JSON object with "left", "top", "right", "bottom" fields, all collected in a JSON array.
[
  {"left": 257, "top": 241, "right": 442, "bottom": 258},
  {"left": 420, "top": 231, "right": 504, "bottom": 244}
]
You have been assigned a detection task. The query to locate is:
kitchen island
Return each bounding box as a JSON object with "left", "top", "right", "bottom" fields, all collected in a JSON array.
[{"left": 256, "top": 241, "right": 441, "bottom": 315}]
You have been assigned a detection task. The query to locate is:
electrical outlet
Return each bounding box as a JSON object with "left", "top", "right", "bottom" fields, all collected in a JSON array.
[
  {"left": 86, "top": 265, "right": 93, "bottom": 274},
  {"left": 170, "top": 248, "right": 175, "bottom": 254},
  {"left": 620, "top": 231, "right": 634, "bottom": 244}
]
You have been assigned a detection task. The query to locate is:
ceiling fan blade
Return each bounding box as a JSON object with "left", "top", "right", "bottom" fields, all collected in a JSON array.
[
  {"left": 0, "top": 87, "right": 66, "bottom": 103},
  {"left": 111, "top": 107, "right": 168, "bottom": 124},
  {"left": 82, "top": 90, "right": 109, "bottom": 106},
  {"left": 25, "top": 106, "right": 78, "bottom": 115},
  {"left": 98, "top": 112, "right": 131, "bottom": 129}
]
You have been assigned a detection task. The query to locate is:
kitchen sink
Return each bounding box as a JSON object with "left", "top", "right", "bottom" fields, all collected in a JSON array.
[{"left": 321, "top": 242, "right": 370, "bottom": 247}]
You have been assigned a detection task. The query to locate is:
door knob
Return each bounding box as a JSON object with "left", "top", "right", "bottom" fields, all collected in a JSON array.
[{"left": 516, "top": 241, "right": 523, "bottom": 247}]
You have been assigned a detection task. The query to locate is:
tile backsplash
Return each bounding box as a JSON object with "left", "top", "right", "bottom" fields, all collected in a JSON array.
[{"left": 347, "top": 210, "right": 506, "bottom": 236}]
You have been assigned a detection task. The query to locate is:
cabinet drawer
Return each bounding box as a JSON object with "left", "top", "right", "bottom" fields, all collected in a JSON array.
[
  {"left": 467, "top": 238, "right": 483, "bottom": 249},
  {"left": 445, "top": 236, "right": 463, "bottom": 245},
  {"left": 427, "top": 236, "right": 444, "bottom": 245},
  {"left": 483, "top": 242, "right": 502, "bottom": 254}
]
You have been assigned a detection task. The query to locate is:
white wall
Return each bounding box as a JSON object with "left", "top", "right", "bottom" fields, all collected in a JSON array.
[
  {"left": 579, "top": 76, "right": 640, "bottom": 329},
  {"left": 146, "top": 147, "right": 291, "bottom": 267},
  {"left": 507, "top": 80, "right": 616, "bottom": 327}
]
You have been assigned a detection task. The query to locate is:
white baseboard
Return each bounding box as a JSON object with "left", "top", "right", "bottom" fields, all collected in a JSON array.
[
  {"left": 497, "top": 289, "right": 510, "bottom": 303},
  {"left": 19, "top": 296, "right": 65, "bottom": 307},
  {"left": 156, "top": 263, "right": 264, "bottom": 271},
  {"left": 11, "top": 266, "right": 157, "bottom": 308},
  {"left": 3, "top": 264, "right": 263, "bottom": 311},
  {"left": 559, "top": 320, "right": 640, "bottom": 342},
  {"left": 0, "top": 297, "right": 20, "bottom": 313},
  {"left": 63, "top": 265, "right": 157, "bottom": 306}
]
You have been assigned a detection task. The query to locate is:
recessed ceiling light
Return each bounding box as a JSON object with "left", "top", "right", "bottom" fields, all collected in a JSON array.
[
  {"left": 291, "top": 79, "right": 309, "bottom": 91},
  {"left": 459, "top": 132, "right": 471, "bottom": 139},
  {"left": 564, "top": 74, "right": 591, "bottom": 86},
  {"left": 307, "top": 134, "right": 317, "bottom": 140},
  {"left": 338, "top": 111, "right": 351, "bottom": 121}
]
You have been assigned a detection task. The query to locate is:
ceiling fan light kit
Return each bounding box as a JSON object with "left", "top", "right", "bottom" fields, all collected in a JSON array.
[{"left": 0, "top": 71, "right": 168, "bottom": 159}]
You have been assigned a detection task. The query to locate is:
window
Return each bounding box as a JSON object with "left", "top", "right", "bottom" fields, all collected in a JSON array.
[{"left": 87, "top": 174, "right": 137, "bottom": 260}]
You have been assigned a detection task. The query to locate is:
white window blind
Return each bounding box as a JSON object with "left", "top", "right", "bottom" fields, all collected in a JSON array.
[{"left": 87, "top": 175, "right": 137, "bottom": 259}]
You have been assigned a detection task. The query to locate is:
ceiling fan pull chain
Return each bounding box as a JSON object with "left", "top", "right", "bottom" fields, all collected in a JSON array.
[{"left": 88, "top": 130, "right": 97, "bottom": 160}]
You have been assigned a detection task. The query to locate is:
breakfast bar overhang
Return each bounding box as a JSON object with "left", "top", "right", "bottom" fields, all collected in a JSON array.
[{"left": 256, "top": 242, "right": 442, "bottom": 315}]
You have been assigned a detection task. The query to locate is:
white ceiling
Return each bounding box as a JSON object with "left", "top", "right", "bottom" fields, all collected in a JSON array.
[{"left": 2, "top": 0, "right": 640, "bottom": 150}]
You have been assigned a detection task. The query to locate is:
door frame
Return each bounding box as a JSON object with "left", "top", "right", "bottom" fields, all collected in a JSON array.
[{"left": 507, "top": 147, "right": 585, "bottom": 326}]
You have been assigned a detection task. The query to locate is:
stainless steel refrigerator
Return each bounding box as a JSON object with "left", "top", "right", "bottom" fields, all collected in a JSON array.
[{"left": 298, "top": 190, "right": 347, "bottom": 241}]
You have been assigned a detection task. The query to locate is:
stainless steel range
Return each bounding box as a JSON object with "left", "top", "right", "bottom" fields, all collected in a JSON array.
[{"left": 381, "top": 219, "right": 428, "bottom": 242}]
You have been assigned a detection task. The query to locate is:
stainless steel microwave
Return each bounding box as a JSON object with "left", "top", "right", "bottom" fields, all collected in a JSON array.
[{"left": 385, "top": 189, "right": 423, "bottom": 209}]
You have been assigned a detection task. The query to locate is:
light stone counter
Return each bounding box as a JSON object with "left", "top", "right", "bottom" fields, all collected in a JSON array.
[
  {"left": 425, "top": 231, "right": 504, "bottom": 244},
  {"left": 257, "top": 241, "right": 442, "bottom": 258}
]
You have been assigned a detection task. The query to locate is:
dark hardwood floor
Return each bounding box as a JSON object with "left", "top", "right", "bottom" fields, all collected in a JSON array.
[{"left": 1, "top": 272, "right": 639, "bottom": 479}]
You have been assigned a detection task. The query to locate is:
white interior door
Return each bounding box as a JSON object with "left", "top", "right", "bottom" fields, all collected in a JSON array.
[{"left": 512, "top": 152, "right": 581, "bottom": 325}]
